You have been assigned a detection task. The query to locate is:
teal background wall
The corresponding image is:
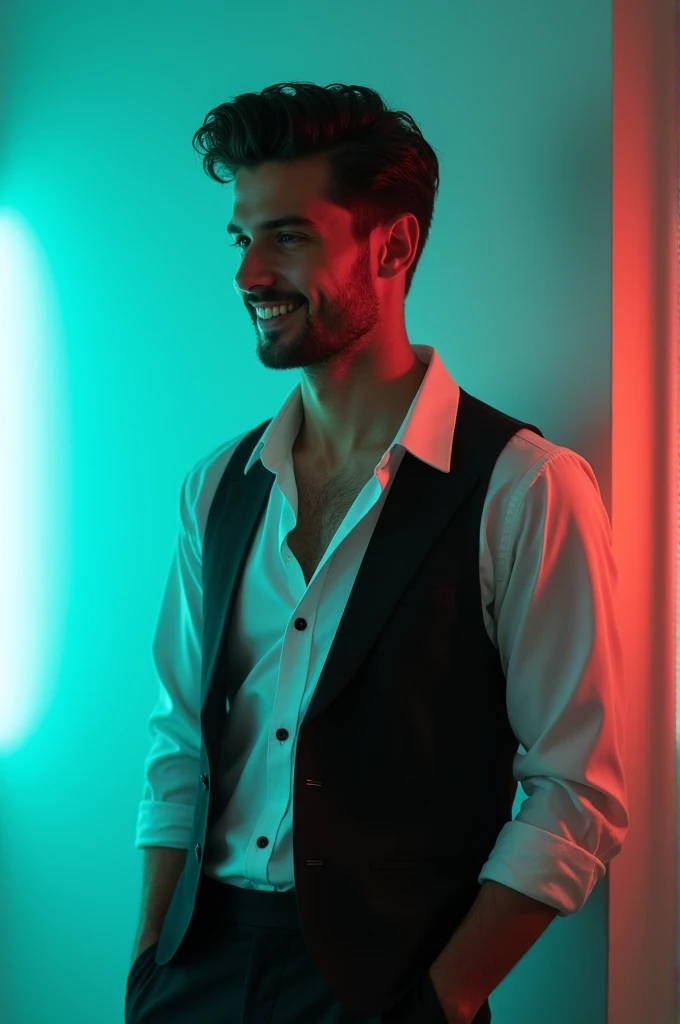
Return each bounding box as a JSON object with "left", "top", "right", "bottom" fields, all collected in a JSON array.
[{"left": 0, "top": 1, "right": 613, "bottom": 1021}]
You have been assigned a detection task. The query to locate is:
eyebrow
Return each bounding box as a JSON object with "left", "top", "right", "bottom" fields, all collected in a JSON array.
[{"left": 226, "top": 215, "right": 321, "bottom": 235}]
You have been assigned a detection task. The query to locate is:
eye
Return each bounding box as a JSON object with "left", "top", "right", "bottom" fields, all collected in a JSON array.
[{"left": 229, "top": 233, "right": 303, "bottom": 250}]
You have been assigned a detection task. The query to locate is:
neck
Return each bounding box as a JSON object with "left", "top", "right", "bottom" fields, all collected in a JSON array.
[{"left": 296, "top": 354, "right": 427, "bottom": 465}]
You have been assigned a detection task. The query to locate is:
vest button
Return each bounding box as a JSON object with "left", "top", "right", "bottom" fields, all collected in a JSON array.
[
  {"left": 276, "top": 728, "right": 289, "bottom": 741},
  {"left": 294, "top": 618, "right": 307, "bottom": 630},
  {"left": 257, "top": 836, "right": 269, "bottom": 849}
]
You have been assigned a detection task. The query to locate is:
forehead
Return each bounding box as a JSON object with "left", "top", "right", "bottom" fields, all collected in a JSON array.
[{"left": 229, "top": 159, "right": 349, "bottom": 233}]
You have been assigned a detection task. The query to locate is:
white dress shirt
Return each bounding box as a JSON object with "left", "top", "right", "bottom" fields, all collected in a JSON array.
[{"left": 134, "top": 343, "right": 629, "bottom": 916}]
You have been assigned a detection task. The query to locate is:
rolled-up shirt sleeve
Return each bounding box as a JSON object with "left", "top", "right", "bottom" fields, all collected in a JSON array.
[
  {"left": 134, "top": 469, "right": 204, "bottom": 850},
  {"left": 478, "top": 451, "right": 629, "bottom": 916}
]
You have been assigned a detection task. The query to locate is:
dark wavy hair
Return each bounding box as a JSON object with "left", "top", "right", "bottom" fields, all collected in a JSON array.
[{"left": 191, "top": 82, "right": 440, "bottom": 299}]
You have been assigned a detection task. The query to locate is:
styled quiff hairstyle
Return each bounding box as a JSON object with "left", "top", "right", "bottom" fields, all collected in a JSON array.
[{"left": 191, "top": 82, "right": 440, "bottom": 299}]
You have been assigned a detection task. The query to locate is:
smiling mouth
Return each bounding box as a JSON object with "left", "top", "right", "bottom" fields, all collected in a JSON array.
[{"left": 256, "top": 303, "right": 306, "bottom": 330}]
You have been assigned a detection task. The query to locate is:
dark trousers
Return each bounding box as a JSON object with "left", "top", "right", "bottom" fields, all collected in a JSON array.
[{"left": 125, "top": 871, "right": 490, "bottom": 1023}]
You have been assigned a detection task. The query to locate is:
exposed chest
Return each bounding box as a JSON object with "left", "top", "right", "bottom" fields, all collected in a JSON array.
[{"left": 287, "top": 451, "right": 383, "bottom": 586}]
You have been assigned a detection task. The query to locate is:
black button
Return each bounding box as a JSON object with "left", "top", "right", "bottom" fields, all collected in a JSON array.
[
  {"left": 294, "top": 618, "right": 307, "bottom": 630},
  {"left": 276, "top": 728, "right": 289, "bottom": 741},
  {"left": 257, "top": 836, "right": 269, "bottom": 849}
]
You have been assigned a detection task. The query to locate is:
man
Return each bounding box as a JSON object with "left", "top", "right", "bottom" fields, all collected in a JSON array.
[{"left": 125, "top": 154, "right": 628, "bottom": 1024}]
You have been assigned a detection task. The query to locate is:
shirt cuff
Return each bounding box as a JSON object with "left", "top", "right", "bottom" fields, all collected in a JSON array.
[
  {"left": 477, "top": 819, "right": 608, "bottom": 916},
  {"left": 134, "top": 799, "right": 195, "bottom": 849}
]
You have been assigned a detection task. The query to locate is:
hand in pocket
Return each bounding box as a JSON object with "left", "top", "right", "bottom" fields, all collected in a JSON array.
[{"left": 130, "top": 937, "right": 159, "bottom": 972}]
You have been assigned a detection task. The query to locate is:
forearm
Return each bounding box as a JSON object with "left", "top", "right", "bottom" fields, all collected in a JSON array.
[
  {"left": 429, "top": 879, "right": 560, "bottom": 1020},
  {"left": 135, "top": 846, "right": 188, "bottom": 944}
]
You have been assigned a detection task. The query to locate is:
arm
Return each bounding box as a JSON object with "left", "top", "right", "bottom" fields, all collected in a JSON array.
[
  {"left": 429, "top": 878, "right": 559, "bottom": 1022},
  {"left": 131, "top": 846, "right": 188, "bottom": 965}
]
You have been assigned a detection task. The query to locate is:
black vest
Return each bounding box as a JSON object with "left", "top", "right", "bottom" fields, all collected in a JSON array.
[{"left": 155, "top": 386, "right": 545, "bottom": 1016}]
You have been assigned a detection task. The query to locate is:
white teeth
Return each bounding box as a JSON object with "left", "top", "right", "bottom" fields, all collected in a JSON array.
[{"left": 256, "top": 302, "right": 301, "bottom": 320}]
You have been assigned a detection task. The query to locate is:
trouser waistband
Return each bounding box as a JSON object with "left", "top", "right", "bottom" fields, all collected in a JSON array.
[{"left": 197, "top": 872, "right": 301, "bottom": 929}]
